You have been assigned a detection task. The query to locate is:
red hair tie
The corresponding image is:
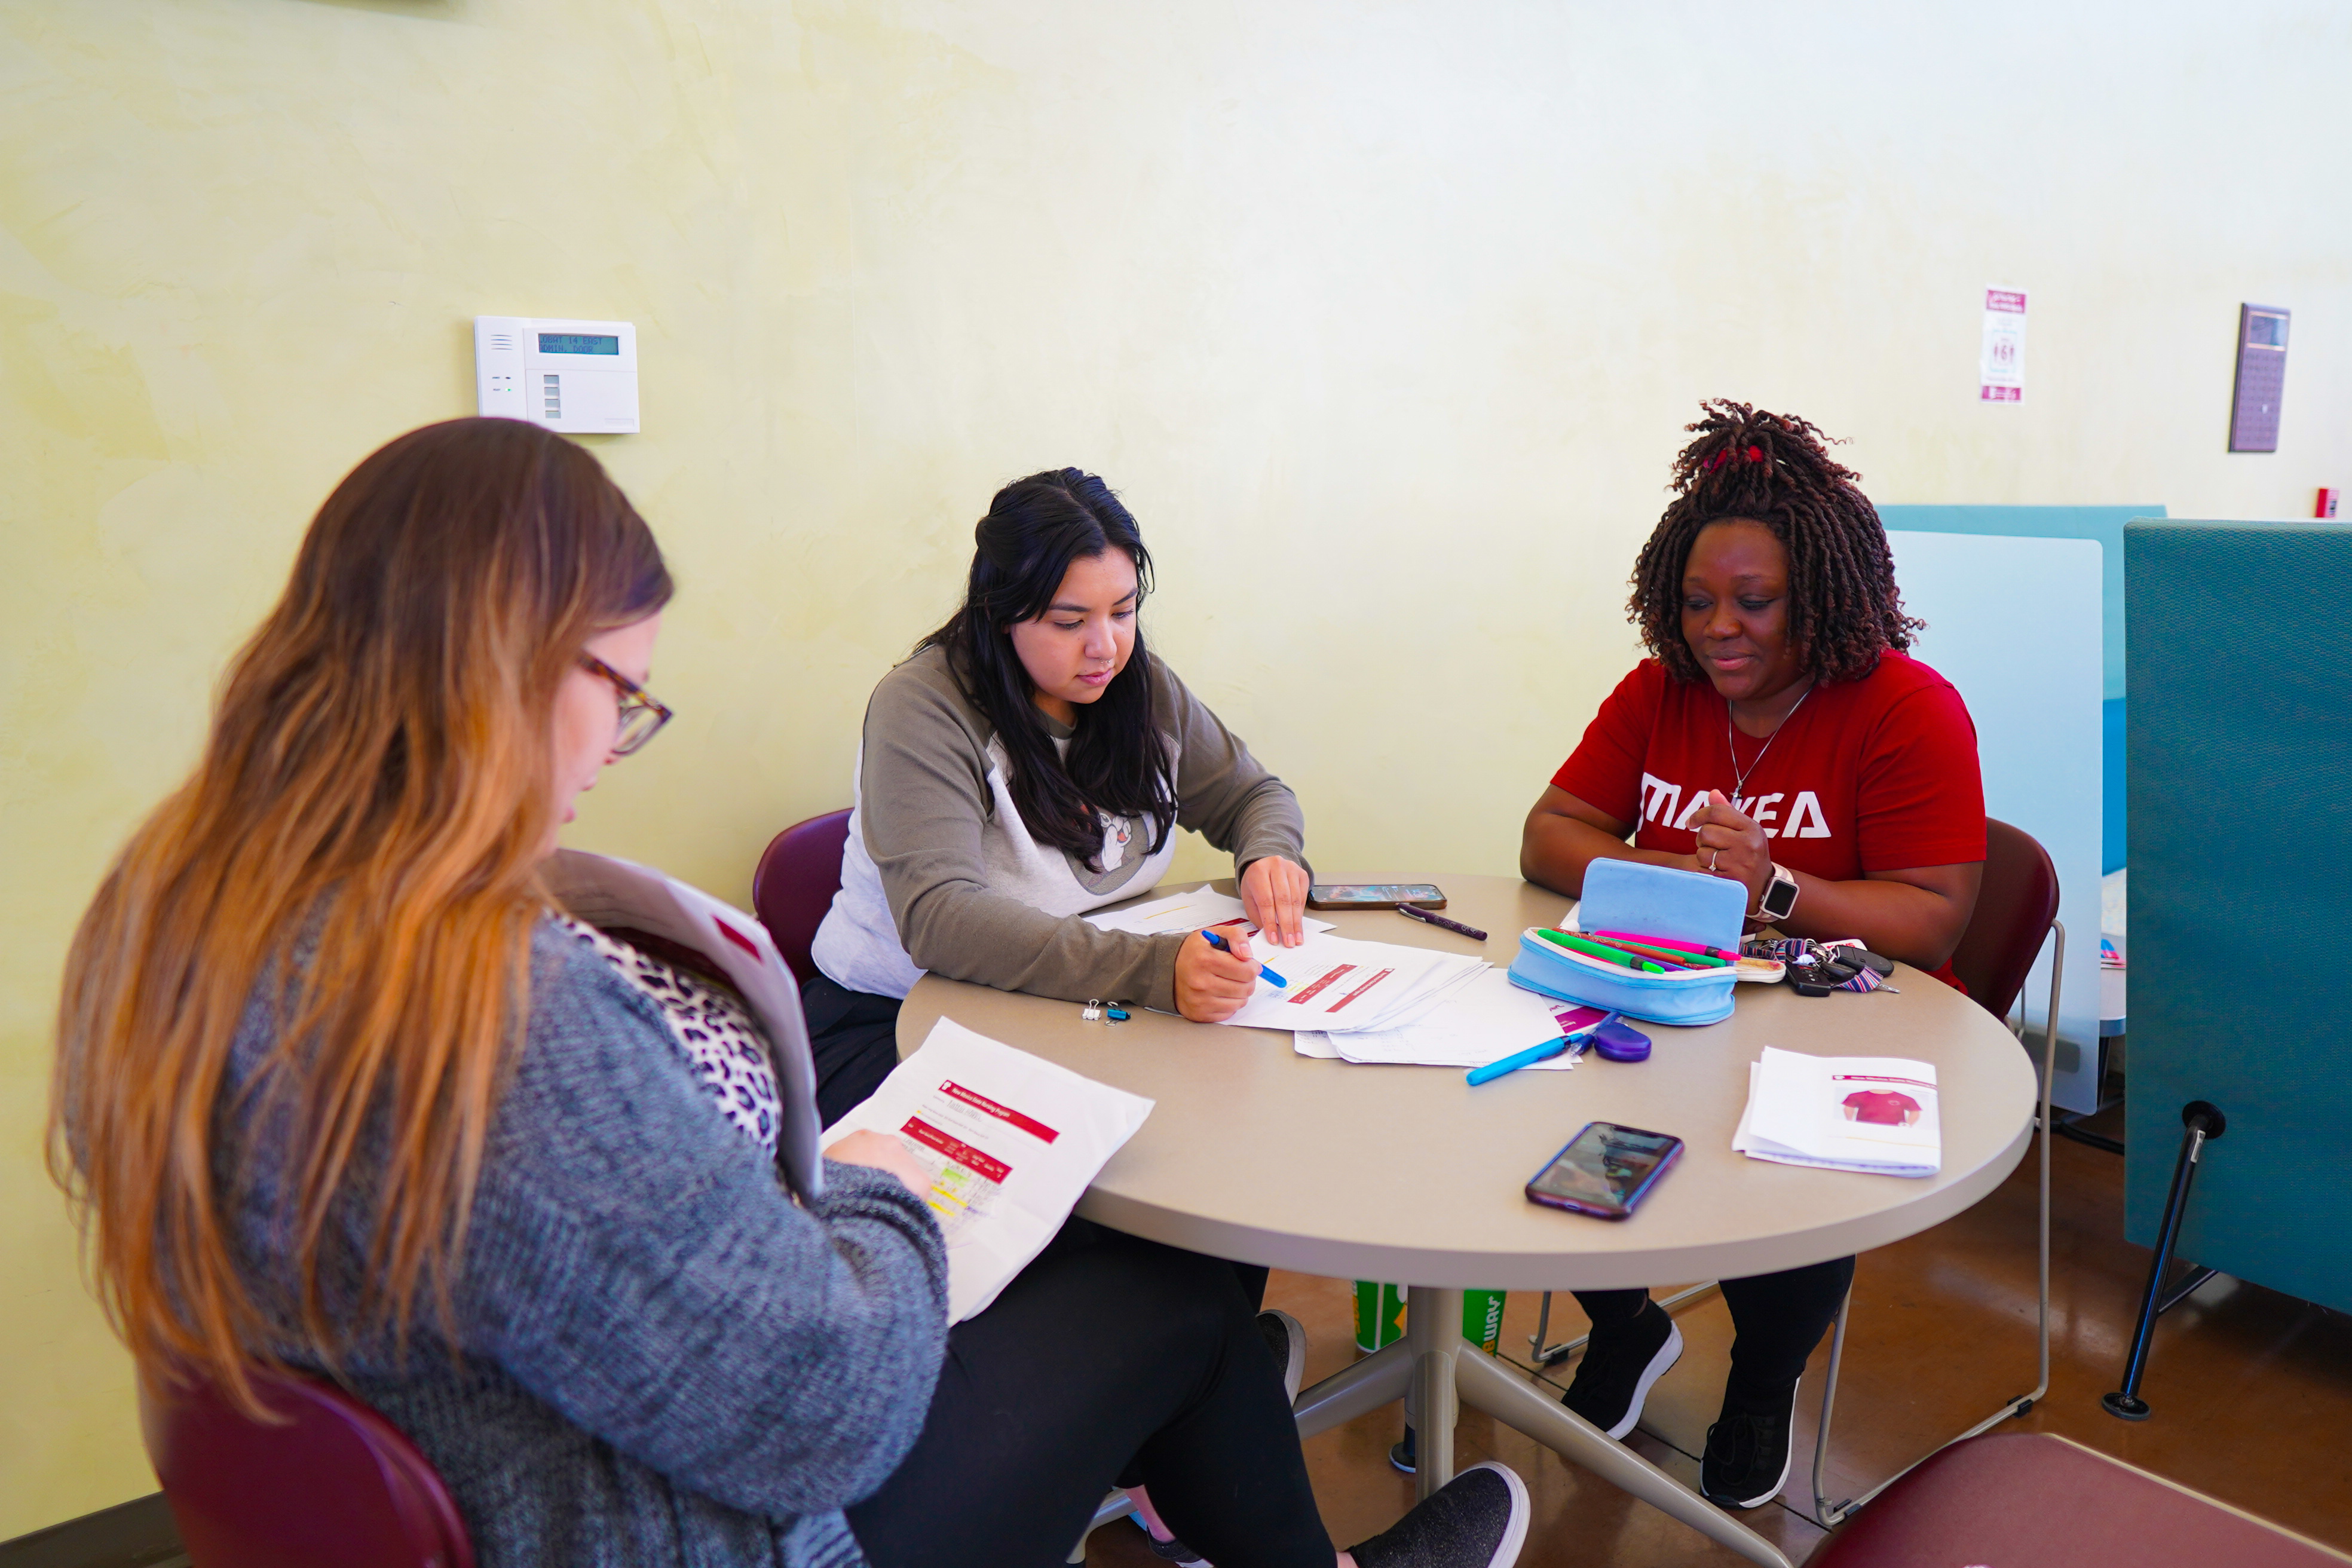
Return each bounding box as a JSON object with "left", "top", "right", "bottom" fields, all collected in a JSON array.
[{"left": 1700, "top": 445, "right": 1768, "bottom": 474}]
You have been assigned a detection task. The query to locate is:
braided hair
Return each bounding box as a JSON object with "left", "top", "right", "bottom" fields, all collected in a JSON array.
[{"left": 1627, "top": 400, "right": 1921, "bottom": 685}]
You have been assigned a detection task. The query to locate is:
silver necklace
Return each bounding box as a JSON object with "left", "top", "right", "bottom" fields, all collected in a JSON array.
[{"left": 1725, "top": 683, "right": 1812, "bottom": 805}]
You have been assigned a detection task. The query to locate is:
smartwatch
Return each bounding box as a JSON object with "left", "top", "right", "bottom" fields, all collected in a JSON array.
[{"left": 1756, "top": 863, "right": 1800, "bottom": 923}]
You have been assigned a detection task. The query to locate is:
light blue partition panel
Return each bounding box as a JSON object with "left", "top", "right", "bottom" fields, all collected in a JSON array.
[
  {"left": 1887, "top": 532, "right": 2105, "bottom": 1113},
  {"left": 1878, "top": 505, "right": 2167, "bottom": 876}
]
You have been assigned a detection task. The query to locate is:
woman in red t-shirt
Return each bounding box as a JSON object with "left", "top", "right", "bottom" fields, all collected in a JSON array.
[{"left": 1519, "top": 401, "right": 1986, "bottom": 1511}]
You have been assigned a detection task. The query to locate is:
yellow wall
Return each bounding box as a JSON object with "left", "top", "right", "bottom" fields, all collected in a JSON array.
[{"left": 4, "top": 0, "right": 2348, "bottom": 1533}]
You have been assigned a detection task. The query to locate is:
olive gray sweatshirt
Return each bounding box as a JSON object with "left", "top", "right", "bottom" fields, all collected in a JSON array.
[
  {"left": 213, "top": 920, "right": 950, "bottom": 1567},
  {"left": 811, "top": 646, "right": 1307, "bottom": 1012}
]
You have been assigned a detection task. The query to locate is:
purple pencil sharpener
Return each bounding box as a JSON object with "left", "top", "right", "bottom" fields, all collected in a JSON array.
[{"left": 1592, "top": 1019, "right": 1652, "bottom": 1062}]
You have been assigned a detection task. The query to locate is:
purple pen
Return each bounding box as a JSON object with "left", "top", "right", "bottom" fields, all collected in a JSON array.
[{"left": 1396, "top": 904, "right": 1489, "bottom": 942}]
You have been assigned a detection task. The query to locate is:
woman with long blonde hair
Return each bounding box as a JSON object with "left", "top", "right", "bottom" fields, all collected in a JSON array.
[{"left": 51, "top": 418, "right": 1525, "bottom": 1568}]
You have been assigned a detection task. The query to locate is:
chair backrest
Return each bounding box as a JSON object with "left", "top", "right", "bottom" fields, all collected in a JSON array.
[
  {"left": 1804, "top": 1431, "right": 2350, "bottom": 1566},
  {"left": 752, "top": 808, "right": 853, "bottom": 985},
  {"left": 1946, "top": 816, "right": 2060, "bottom": 1022},
  {"left": 141, "top": 1367, "right": 474, "bottom": 1568}
]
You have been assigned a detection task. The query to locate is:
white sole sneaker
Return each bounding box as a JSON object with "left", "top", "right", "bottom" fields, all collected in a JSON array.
[
  {"left": 1704, "top": 1377, "right": 1799, "bottom": 1509},
  {"left": 1257, "top": 1307, "right": 1307, "bottom": 1405},
  {"left": 1601, "top": 1319, "right": 1683, "bottom": 1441},
  {"left": 1465, "top": 1461, "right": 1531, "bottom": 1568},
  {"left": 1349, "top": 1459, "right": 1530, "bottom": 1568}
]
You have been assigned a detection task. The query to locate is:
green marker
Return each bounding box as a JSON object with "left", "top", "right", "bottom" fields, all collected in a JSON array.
[{"left": 1538, "top": 928, "right": 1665, "bottom": 973}]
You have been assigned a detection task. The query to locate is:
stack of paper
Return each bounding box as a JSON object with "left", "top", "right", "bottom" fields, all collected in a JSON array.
[
  {"left": 1296, "top": 968, "right": 1594, "bottom": 1069},
  {"left": 1218, "top": 927, "right": 1489, "bottom": 1034},
  {"left": 822, "top": 1017, "right": 1155, "bottom": 1322},
  {"left": 1732, "top": 1047, "right": 1941, "bottom": 1177}
]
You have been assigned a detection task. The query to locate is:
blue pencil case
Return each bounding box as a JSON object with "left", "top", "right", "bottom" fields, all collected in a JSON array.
[{"left": 1506, "top": 860, "right": 1746, "bottom": 1027}]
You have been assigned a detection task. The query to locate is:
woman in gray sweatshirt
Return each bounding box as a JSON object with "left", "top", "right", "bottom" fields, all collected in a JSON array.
[
  {"left": 51, "top": 421, "right": 1526, "bottom": 1568},
  {"left": 807, "top": 469, "right": 1314, "bottom": 1129}
]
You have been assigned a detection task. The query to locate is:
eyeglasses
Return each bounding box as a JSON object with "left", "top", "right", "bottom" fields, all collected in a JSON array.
[{"left": 578, "top": 653, "right": 675, "bottom": 757}]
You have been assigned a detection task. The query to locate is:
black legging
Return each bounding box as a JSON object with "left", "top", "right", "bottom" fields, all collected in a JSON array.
[
  {"left": 1574, "top": 1254, "right": 1854, "bottom": 1413},
  {"left": 847, "top": 1217, "right": 1329, "bottom": 1568},
  {"left": 805, "top": 975, "right": 1270, "bottom": 1311}
]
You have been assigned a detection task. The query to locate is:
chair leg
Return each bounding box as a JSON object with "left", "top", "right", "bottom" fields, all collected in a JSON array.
[
  {"left": 1810, "top": 920, "right": 2063, "bottom": 1526},
  {"left": 1070, "top": 1489, "right": 1138, "bottom": 1561}
]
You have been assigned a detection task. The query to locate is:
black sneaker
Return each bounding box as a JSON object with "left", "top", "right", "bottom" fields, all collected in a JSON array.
[
  {"left": 1560, "top": 1300, "right": 1683, "bottom": 1441},
  {"left": 1257, "top": 1308, "right": 1307, "bottom": 1405},
  {"left": 1131, "top": 1517, "right": 1209, "bottom": 1565},
  {"left": 1348, "top": 1461, "right": 1529, "bottom": 1568},
  {"left": 1699, "top": 1382, "right": 1799, "bottom": 1509}
]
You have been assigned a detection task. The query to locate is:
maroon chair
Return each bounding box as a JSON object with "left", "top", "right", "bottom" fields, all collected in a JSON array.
[
  {"left": 141, "top": 1367, "right": 473, "bottom": 1568},
  {"left": 752, "top": 807, "right": 853, "bottom": 986},
  {"left": 1806, "top": 1431, "right": 2350, "bottom": 1566},
  {"left": 1949, "top": 817, "right": 2063, "bottom": 1021},
  {"left": 1808, "top": 816, "right": 2068, "bottom": 1524}
]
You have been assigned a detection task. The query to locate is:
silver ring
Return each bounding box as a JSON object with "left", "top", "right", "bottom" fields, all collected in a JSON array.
[{"left": 1707, "top": 848, "right": 1721, "bottom": 871}]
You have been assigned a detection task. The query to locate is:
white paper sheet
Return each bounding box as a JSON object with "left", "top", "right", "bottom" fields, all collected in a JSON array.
[
  {"left": 1218, "top": 929, "right": 1487, "bottom": 1034},
  {"left": 1300, "top": 969, "right": 1595, "bottom": 1069},
  {"left": 542, "top": 849, "right": 826, "bottom": 1201},
  {"left": 821, "top": 1017, "right": 1154, "bottom": 1321},
  {"left": 1083, "top": 884, "right": 1333, "bottom": 939},
  {"left": 1732, "top": 1049, "right": 1941, "bottom": 1177}
]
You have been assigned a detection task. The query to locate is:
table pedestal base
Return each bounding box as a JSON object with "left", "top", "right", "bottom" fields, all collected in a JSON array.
[{"left": 1291, "top": 1286, "right": 1794, "bottom": 1568}]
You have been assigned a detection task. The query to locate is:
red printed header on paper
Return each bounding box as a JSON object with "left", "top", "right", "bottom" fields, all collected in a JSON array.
[
  {"left": 903, "top": 1116, "right": 1012, "bottom": 1183},
  {"left": 1327, "top": 967, "right": 1395, "bottom": 1012},
  {"left": 1984, "top": 289, "right": 2026, "bottom": 313},
  {"left": 1830, "top": 1073, "right": 1935, "bottom": 1090},
  {"left": 1288, "top": 964, "right": 1355, "bottom": 1004},
  {"left": 939, "top": 1080, "right": 1059, "bottom": 1144}
]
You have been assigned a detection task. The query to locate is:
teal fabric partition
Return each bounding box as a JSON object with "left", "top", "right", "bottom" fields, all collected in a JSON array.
[
  {"left": 2124, "top": 519, "right": 2352, "bottom": 1314},
  {"left": 1879, "top": 504, "right": 2167, "bottom": 874}
]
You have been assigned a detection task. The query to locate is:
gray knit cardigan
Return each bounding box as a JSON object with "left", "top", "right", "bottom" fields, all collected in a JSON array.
[{"left": 215, "top": 918, "right": 951, "bottom": 1567}]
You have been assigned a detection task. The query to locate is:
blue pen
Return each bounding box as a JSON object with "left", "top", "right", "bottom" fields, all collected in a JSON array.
[
  {"left": 1466, "top": 1010, "right": 1618, "bottom": 1086},
  {"left": 1200, "top": 928, "right": 1287, "bottom": 987}
]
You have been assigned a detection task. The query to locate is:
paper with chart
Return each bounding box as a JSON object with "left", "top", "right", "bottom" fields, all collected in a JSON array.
[
  {"left": 1732, "top": 1048, "right": 1941, "bottom": 1177},
  {"left": 1084, "top": 884, "right": 1334, "bottom": 940},
  {"left": 1218, "top": 928, "right": 1488, "bottom": 1034},
  {"left": 822, "top": 1018, "right": 1154, "bottom": 1321},
  {"left": 1297, "top": 967, "right": 1591, "bottom": 1068}
]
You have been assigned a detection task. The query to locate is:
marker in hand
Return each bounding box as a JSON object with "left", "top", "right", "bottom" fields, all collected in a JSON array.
[{"left": 1201, "top": 928, "right": 1287, "bottom": 987}]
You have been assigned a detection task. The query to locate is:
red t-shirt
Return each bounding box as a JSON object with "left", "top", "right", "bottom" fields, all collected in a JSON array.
[
  {"left": 1550, "top": 651, "right": 1986, "bottom": 984},
  {"left": 1843, "top": 1090, "right": 1922, "bottom": 1126}
]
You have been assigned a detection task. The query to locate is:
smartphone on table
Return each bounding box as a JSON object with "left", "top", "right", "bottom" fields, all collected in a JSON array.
[
  {"left": 1525, "top": 1122, "right": 1684, "bottom": 1220},
  {"left": 1307, "top": 883, "right": 1446, "bottom": 911}
]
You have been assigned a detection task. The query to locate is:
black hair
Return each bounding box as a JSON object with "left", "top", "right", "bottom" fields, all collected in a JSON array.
[
  {"left": 918, "top": 469, "right": 1178, "bottom": 869},
  {"left": 1628, "top": 400, "right": 1922, "bottom": 685}
]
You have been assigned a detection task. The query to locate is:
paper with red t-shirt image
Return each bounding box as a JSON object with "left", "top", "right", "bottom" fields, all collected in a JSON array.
[{"left": 1733, "top": 1048, "right": 1940, "bottom": 1177}]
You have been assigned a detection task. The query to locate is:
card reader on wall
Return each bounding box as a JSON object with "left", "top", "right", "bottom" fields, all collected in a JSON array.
[{"left": 474, "top": 317, "right": 639, "bottom": 434}]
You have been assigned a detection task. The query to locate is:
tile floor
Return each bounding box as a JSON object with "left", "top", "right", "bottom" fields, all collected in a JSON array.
[{"left": 1086, "top": 1105, "right": 2352, "bottom": 1566}]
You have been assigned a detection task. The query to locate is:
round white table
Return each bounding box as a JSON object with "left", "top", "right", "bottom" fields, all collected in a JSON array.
[{"left": 899, "top": 876, "right": 2037, "bottom": 1567}]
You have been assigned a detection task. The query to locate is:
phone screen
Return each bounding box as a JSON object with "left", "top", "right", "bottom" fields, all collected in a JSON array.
[
  {"left": 1310, "top": 884, "right": 1443, "bottom": 904},
  {"left": 1526, "top": 1122, "right": 1683, "bottom": 1218}
]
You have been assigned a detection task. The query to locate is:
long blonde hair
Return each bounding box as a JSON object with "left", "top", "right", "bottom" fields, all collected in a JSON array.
[{"left": 51, "top": 418, "right": 671, "bottom": 1409}]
